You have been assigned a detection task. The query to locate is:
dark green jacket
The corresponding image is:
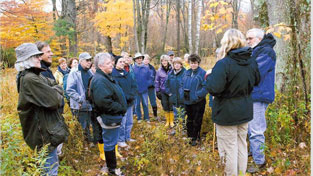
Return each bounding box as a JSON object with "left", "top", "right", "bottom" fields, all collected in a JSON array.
[
  {"left": 17, "top": 68, "right": 69, "bottom": 151},
  {"left": 198, "top": 47, "right": 260, "bottom": 126}
]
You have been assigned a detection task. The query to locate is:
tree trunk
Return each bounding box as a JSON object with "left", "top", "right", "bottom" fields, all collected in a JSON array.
[
  {"left": 176, "top": 0, "right": 181, "bottom": 56},
  {"left": 289, "top": 0, "right": 309, "bottom": 114},
  {"left": 231, "top": 0, "right": 239, "bottom": 29},
  {"left": 62, "top": 0, "right": 77, "bottom": 56},
  {"left": 188, "top": 0, "right": 192, "bottom": 54},
  {"left": 181, "top": 0, "right": 189, "bottom": 52},
  {"left": 132, "top": 0, "right": 140, "bottom": 52},
  {"left": 140, "top": 0, "right": 145, "bottom": 53},
  {"left": 266, "top": 0, "right": 291, "bottom": 91},
  {"left": 194, "top": 0, "right": 202, "bottom": 55},
  {"left": 52, "top": 0, "right": 58, "bottom": 21},
  {"left": 136, "top": 0, "right": 143, "bottom": 53},
  {"left": 162, "top": 0, "right": 171, "bottom": 53},
  {"left": 143, "top": 0, "right": 151, "bottom": 53},
  {"left": 104, "top": 36, "right": 113, "bottom": 53}
]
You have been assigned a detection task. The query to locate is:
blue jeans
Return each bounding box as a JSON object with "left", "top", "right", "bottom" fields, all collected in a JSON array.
[
  {"left": 74, "top": 110, "right": 92, "bottom": 141},
  {"left": 136, "top": 92, "right": 149, "bottom": 120},
  {"left": 148, "top": 87, "right": 157, "bottom": 108},
  {"left": 43, "top": 148, "right": 59, "bottom": 176},
  {"left": 248, "top": 102, "right": 268, "bottom": 165},
  {"left": 118, "top": 106, "right": 134, "bottom": 142},
  {"left": 102, "top": 127, "right": 119, "bottom": 151}
]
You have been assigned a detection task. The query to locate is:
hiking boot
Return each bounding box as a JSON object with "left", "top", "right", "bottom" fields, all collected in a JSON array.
[
  {"left": 117, "top": 142, "right": 128, "bottom": 148},
  {"left": 191, "top": 140, "right": 197, "bottom": 146},
  {"left": 108, "top": 168, "right": 124, "bottom": 176},
  {"left": 247, "top": 163, "right": 266, "bottom": 173},
  {"left": 127, "top": 138, "right": 136, "bottom": 142}
]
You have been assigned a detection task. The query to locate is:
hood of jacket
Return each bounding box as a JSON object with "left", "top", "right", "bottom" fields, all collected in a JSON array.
[
  {"left": 255, "top": 33, "right": 276, "bottom": 49},
  {"left": 228, "top": 47, "right": 252, "bottom": 66}
]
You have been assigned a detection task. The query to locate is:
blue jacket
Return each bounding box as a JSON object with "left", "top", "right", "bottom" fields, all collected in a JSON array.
[
  {"left": 180, "top": 67, "right": 206, "bottom": 105},
  {"left": 66, "top": 67, "right": 93, "bottom": 111},
  {"left": 147, "top": 64, "right": 156, "bottom": 88},
  {"left": 198, "top": 47, "right": 260, "bottom": 126},
  {"left": 133, "top": 63, "right": 151, "bottom": 94},
  {"left": 90, "top": 69, "right": 127, "bottom": 124},
  {"left": 155, "top": 66, "right": 171, "bottom": 93},
  {"left": 112, "top": 68, "right": 138, "bottom": 107},
  {"left": 251, "top": 33, "right": 276, "bottom": 103},
  {"left": 165, "top": 68, "right": 186, "bottom": 106}
]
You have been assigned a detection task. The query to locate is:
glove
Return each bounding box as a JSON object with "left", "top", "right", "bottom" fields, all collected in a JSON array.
[{"left": 156, "top": 92, "right": 162, "bottom": 100}]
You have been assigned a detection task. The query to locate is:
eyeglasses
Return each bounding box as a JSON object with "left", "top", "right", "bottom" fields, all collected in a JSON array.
[
  {"left": 33, "top": 54, "right": 42, "bottom": 58},
  {"left": 86, "top": 59, "right": 92, "bottom": 62},
  {"left": 246, "top": 37, "right": 255, "bottom": 41}
]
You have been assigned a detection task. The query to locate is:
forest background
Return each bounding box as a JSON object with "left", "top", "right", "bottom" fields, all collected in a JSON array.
[{"left": 0, "top": 0, "right": 311, "bottom": 175}]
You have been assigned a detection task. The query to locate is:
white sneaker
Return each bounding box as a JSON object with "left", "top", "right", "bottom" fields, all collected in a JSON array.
[
  {"left": 137, "top": 120, "right": 142, "bottom": 123},
  {"left": 128, "top": 139, "right": 136, "bottom": 142},
  {"left": 118, "top": 142, "right": 128, "bottom": 148}
]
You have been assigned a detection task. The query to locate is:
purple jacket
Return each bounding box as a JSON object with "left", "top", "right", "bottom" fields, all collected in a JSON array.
[{"left": 155, "top": 66, "right": 172, "bottom": 93}]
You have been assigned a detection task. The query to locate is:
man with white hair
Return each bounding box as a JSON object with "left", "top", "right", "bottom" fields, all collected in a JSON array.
[
  {"left": 246, "top": 28, "right": 277, "bottom": 173},
  {"left": 67, "top": 52, "right": 93, "bottom": 143},
  {"left": 15, "top": 43, "right": 69, "bottom": 176},
  {"left": 90, "top": 53, "right": 127, "bottom": 175}
]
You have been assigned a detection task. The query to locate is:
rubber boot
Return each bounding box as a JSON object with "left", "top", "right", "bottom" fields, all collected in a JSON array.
[
  {"left": 165, "top": 112, "right": 170, "bottom": 127},
  {"left": 152, "top": 106, "right": 157, "bottom": 117},
  {"left": 105, "top": 150, "right": 117, "bottom": 174},
  {"left": 152, "top": 106, "right": 160, "bottom": 122},
  {"left": 169, "top": 111, "right": 175, "bottom": 128},
  {"left": 98, "top": 143, "right": 106, "bottom": 161},
  {"left": 115, "top": 145, "right": 122, "bottom": 158}
]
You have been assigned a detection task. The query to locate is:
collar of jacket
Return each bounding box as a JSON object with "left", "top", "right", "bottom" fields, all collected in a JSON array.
[
  {"left": 112, "top": 68, "right": 127, "bottom": 77},
  {"left": 96, "top": 68, "right": 116, "bottom": 83},
  {"left": 186, "top": 67, "right": 199, "bottom": 76},
  {"left": 78, "top": 64, "right": 89, "bottom": 72},
  {"left": 40, "top": 60, "right": 51, "bottom": 70}
]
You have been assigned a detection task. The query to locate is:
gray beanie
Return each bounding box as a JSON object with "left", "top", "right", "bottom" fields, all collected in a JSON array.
[{"left": 15, "top": 43, "right": 43, "bottom": 63}]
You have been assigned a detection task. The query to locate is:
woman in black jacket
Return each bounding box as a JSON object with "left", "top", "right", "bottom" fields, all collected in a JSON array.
[
  {"left": 90, "top": 53, "right": 127, "bottom": 175},
  {"left": 198, "top": 29, "right": 260, "bottom": 176}
]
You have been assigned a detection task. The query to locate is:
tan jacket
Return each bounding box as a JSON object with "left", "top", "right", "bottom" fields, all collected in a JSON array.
[{"left": 54, "top": 69, "right": 64, "bottom": 86}]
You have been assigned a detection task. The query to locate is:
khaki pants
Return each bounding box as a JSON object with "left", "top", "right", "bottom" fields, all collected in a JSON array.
[{"left": 216, "top": 123, "right": 248, "bottom": 176}]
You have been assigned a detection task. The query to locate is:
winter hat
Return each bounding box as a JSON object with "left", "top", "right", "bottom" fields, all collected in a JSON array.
[
  {"left": 79, "top": 52, "right": 92, "bottom": 63},
  {"left": 167, "top": 51, "right": 174, "bottom": 56},
  {"left": 114, "top": 56, "right": 123, "bottom": 65},
  {"left": 15, "top": 43, "right": 43, "bottom": 63}
]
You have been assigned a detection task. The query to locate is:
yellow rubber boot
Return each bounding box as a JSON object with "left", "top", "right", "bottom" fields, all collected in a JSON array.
[
  {"left": 115, "top": 145, "right": 122, "bottom": 158},
  {"left": 98, "top": 143, "right": 105, "bottom": 161},
  {"left": 165, "top": 112, "right": 170, "bottom": 127},
  {"left": 169, "top": 111, "right": 175, "bottom": 128}
]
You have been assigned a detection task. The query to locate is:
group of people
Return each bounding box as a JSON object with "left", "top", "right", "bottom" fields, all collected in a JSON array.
[{"left": 15, "top": 27, "right": 276, "bottom": 176}]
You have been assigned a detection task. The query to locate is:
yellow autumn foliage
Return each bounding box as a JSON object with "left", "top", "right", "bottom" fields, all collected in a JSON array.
[{"left": 94, "top": 0, "right": 133, "bottom": 48}]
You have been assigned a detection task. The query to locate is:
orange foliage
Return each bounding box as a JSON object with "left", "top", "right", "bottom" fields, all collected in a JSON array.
[{"left": 0, "top": 0, "right": 60, "bottom": 55}]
